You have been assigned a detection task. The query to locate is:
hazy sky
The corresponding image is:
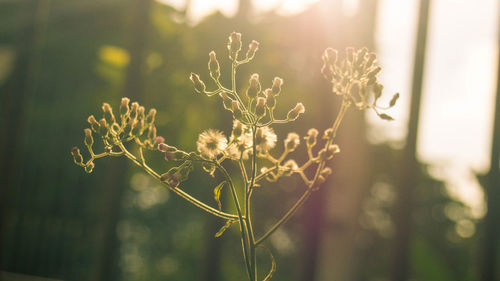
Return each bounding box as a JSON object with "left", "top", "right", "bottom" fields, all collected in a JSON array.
[
  {"left": 375, "top": 0, "right": 497, "bottom": 216},
  {"left": 158, "top": 0, "right": 498, "bottom": 215}
]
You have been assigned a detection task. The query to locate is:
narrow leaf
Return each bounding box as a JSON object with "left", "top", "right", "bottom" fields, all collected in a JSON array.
[
  {"left": 214, "top": 181, "right": 226, "bottom": 211},
  {"left": 378, "top": 113, "right": 394, "bottom": 121},
  {"left": 215, "top": 220, "right": 236, "bottom": 237},
  {"left": 389, "top": 93, "right": 400, "bottom": 107}
]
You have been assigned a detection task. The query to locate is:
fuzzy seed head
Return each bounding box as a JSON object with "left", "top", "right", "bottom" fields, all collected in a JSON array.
[
  {"left": 84, "top": 128, "right": 93, "bottom": 147},
  {"left": 120, "top": 97, "right": 130, "bottom": 116},
  {"left": 255, "top": 97, "right": 266, "bottom": 117},
  {"left": 284, "top": 132, "right": 300, "bottom": 151},
  {"left": 247, "top": 73, "right": 261, "bottom": 99},
  {"left": 190, "top": 72, "right": 206, "bottom": 94},
  {"left": 197, "top": 129, "right": 228, "bottom": 159},
  {"left": 255, "top": 126, "right": 277, "bottom": 153},
  {"left": 271, "top": 77, "right": 283, "bottom": 95},
  {"left": 287, "top": 103, "right": 305, "bottom": 121},
  {"left": 306, "top": 128, "right": 319, "bottom": 147}
]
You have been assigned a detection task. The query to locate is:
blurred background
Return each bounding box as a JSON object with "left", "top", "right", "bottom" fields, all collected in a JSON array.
[{"left": 0, "top": 0, "right": 499, "bottom": 280}]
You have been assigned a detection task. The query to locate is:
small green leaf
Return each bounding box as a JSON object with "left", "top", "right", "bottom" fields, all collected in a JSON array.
[
  {"left": 215, "top": 219, "right": 236, "bottom": 237},
  {"left": 214, "top": 181, "right": 226, "bottom": 211},
  {"left": 378, "top": 113, "right": 394, "bottom": 121},
  {"left": 389, "top": 93, "right": 400, "bottom": 107}
]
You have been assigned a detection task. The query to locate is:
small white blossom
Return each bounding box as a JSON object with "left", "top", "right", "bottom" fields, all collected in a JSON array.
[
  {"left": 226, "top": 131, "right": 253, "bottom": 160},
  {"left": 197, "top": 129, "right": 228, "bottom": 159},
  {"left": 255, "top": 126, "right": 277, "bottom": 153}
]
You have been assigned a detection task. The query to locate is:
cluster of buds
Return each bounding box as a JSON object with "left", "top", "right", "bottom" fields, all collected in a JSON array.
[
  {"left": 158, "top": 143, "right": 188, "bottom": 161},
  {"left": 190, "top": 32, "right": 305, "bottom": 126},
  {"left": 160, "top": 160, "right": 194, "bottom": 188},
  {"left": 71, "top": 98, "right": 162, "bottom": 173},
  {"left": 321, "top": 47, "right": 398, "bottom": 120},
  {"left": 257, "top": 127, "right": 339, "bottom": 189}
]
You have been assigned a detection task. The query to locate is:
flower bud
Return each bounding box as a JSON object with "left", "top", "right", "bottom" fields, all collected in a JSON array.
[
  {"left": 88, "top": 115, "right": 100, "bottom": 132},
  {"left": 130, "top": 102, "right": 139, "bottom": 120},
  {"left": 287, "top": 102, "right": 305, "bottom": 121},
  {"left": 366, "top": 66, "right": 381, "bottom": 79},
  {"left": 355, "top": 47, "right": 368, "bottom": 68},
  {"left": 323, "top": 128, "right": 334, "bottom": 140},
  {"left": 232, "top": 100, "right": 243, "bottom": 120},
  {"left": 227, "top": 31, "right": 242, "bottom": 60},
  {"left": 365, "top": 53, "right": 376, "bottom": 69},
  {"left": 153, "top": 136, "right": 165, "bottom": 149},
  {"left": 306, "top": 128, "right": 318, "bottom": 147},
  {"left": 123, "top": 118, "right": 133, "bottom": 136},
  {"left": 165, "top": 150, "right": 188, "bottom": 161},
  {"left": 102, "top": 103, "right": 115, "bottom": 124},
  {"left": 137, "top": 106, "right": 145, "bottom": 121},
  {"left": 313, "top": 175, "right": 326, "bottom": 190},
  {"left": 255, "top": 97, "right": 266, "bottom": 118},
  {"left": 284, "top": 132, "right": 300, "bottom": 151},
  {"left": 146, "top": 108, "right": 156, "bottom": 124},
  {"left": 219, "top": 91, "right": 233, "bottom": 110},
  {"left": 246, "top": 73, "right": 261, "bottom": 99},
  {"left": 322, "top": 48, "right": 338, "bottom": 65},
  {"left": 264, "top": 89, "right": 276, "bottom": 109},
  {"left": 320, "top": 167, "right": 332, "bottom": 177},
  {"left": 232, "top": 120, "right": 244, "bottom": 138},
  {"left": 282, "top": 160, "right": 298, "bottom": 176},
  {"left": 131, "top": 119, "right": 144, "bottom": 136},
  {"left": 271, "top": 77, "right": 283, "bottom": 95},
  {"left": 318, "top": 144, "right": 340, "bottom": 160},
  {"left": 84, "top": 162, "right": 95, "bottom": 173},
  {"left": 158, "top": 142, "right": 176, "bottom": 152},
  {"left": 373, "top": 83, "right": 383, "bottom": 99},
  {"left": 190, "top": 72, "right": 206, "bottom": 94},
  {"left": 208, "top": 51, "right": 220, "bottom": 80},
  {"left": 147, "top": 124, "right": 156, "bottom": 140},
  {"left": 367, "top": 76, "right": 377, "bottom": 86},
  {"left": 84, "top": 128, "right": 93, "bottom": 147},
  {"left": 246, "top": 40, "right": 259, "bottom": 60},
  {"left": 321, "top": 64, "right": 333, "bottom": 81},
  {"left": 120, "top": 97, "right": 130, "bottom": 116},
  {"left": 98, "top": 118, "right": 108, "bottom": 135},
  {"left": 71, "top": 146, "right": 83, "bottom": 165},
  {"left": 161, "top": 167, "right": 180, "bottom": 187}
]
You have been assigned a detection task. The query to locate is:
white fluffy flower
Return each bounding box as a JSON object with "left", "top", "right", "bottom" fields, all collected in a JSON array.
[
  {"left": 255, "top": 126, "right": 277, "bottom": 153},
  {"left": 197, "top": 129, "right": 228, "bottom": 159},
  {"left": 226, "top": 131, "right": 253, "bottom": 160}
]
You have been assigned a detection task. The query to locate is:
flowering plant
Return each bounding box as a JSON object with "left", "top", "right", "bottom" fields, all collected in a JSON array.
[{"left": 71, "top": 32, "right": 397, "bottom": 281}]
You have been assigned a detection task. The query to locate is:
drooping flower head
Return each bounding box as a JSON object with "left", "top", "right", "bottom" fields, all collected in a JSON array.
[
  {"left": 255, "top": 126, "right": 277, "bottom": 153},
  {"left": 197, "top": 129, "right": 228, "bottom": 159}
]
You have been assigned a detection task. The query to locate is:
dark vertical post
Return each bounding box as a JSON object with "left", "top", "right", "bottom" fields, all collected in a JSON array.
[
  {"left": 0, "top": 0, "right": 47, "bottom": 270},
  {"left": 90, "top": 0, "right": 152, "bottom": 280},
  {"left": 479, "top": 4, "right": 500, "bottom": 280},
  {"left": 391, "top": 0, "right": 430, "bottom": 280}
]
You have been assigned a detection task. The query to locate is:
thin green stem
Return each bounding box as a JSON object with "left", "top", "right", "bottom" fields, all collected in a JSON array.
[
  {"left": 215, "top": 161, "right": 254, "bottom": 281},
  {"left": 246, "top": 124, "right": 259, "bottom": 280},
  {"left": 117, "top": 143, "right": 238, "bottom": 220}
]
